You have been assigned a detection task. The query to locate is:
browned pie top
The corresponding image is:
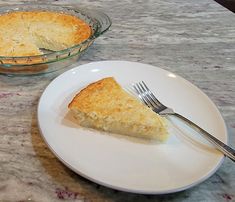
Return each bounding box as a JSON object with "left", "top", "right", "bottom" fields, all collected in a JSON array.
[{"left": 0, "top": 11, "right": 91, "bottom": 57}]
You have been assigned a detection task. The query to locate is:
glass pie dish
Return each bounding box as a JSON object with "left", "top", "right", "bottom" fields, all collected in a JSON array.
[{"left": 0, "top": 4, "right": 111, "bottom": 76}]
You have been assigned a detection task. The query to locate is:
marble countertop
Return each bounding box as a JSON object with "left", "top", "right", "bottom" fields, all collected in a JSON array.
[{"left": 0, "top": 0, "right": 234, "bottom": 201}]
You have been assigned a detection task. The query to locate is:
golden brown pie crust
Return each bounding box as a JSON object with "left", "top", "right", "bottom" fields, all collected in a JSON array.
[{"left": 0, "top": 11, "right": 91, "bottom": 58}]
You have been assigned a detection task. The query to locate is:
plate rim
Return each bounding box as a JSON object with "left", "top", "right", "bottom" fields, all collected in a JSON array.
[{"left": 37, "top": 60, "right": 227, "bottom": 194}]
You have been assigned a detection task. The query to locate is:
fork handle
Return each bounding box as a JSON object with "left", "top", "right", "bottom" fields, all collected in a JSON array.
[{"left": 169, "top": 113, "right": 235, "bottom": 162}]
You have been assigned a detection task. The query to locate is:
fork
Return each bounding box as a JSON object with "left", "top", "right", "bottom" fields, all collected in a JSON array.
[{"left": 133, "top": 81, "right": 235, "bottom": 162}]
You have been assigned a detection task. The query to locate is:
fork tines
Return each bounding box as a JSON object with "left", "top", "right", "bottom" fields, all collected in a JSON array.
[{"left": 133, "top": 81, "right": 166, "bottom": 111}]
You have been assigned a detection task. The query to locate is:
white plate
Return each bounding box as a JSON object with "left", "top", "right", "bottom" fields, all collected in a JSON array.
[{"left": 38, "top": 61, "right": 227, "bottom": 194}]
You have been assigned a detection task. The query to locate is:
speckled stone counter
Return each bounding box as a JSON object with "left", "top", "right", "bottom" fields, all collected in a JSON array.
[{"left": 0, "top": 0, "right": 234, "bottom": 201}]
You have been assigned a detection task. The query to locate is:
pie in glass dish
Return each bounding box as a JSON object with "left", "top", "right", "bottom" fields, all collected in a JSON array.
[
  {"left": 0, "top": 4, "right": 111, "bottom": 75},
  {"left": 0, "top": 11, "right": 91, "bottom": 57}
]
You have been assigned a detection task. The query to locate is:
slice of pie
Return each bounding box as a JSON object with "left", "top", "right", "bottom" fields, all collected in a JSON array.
[{"left": 68, "top": 77, "right": 168, "bottom": 141}]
